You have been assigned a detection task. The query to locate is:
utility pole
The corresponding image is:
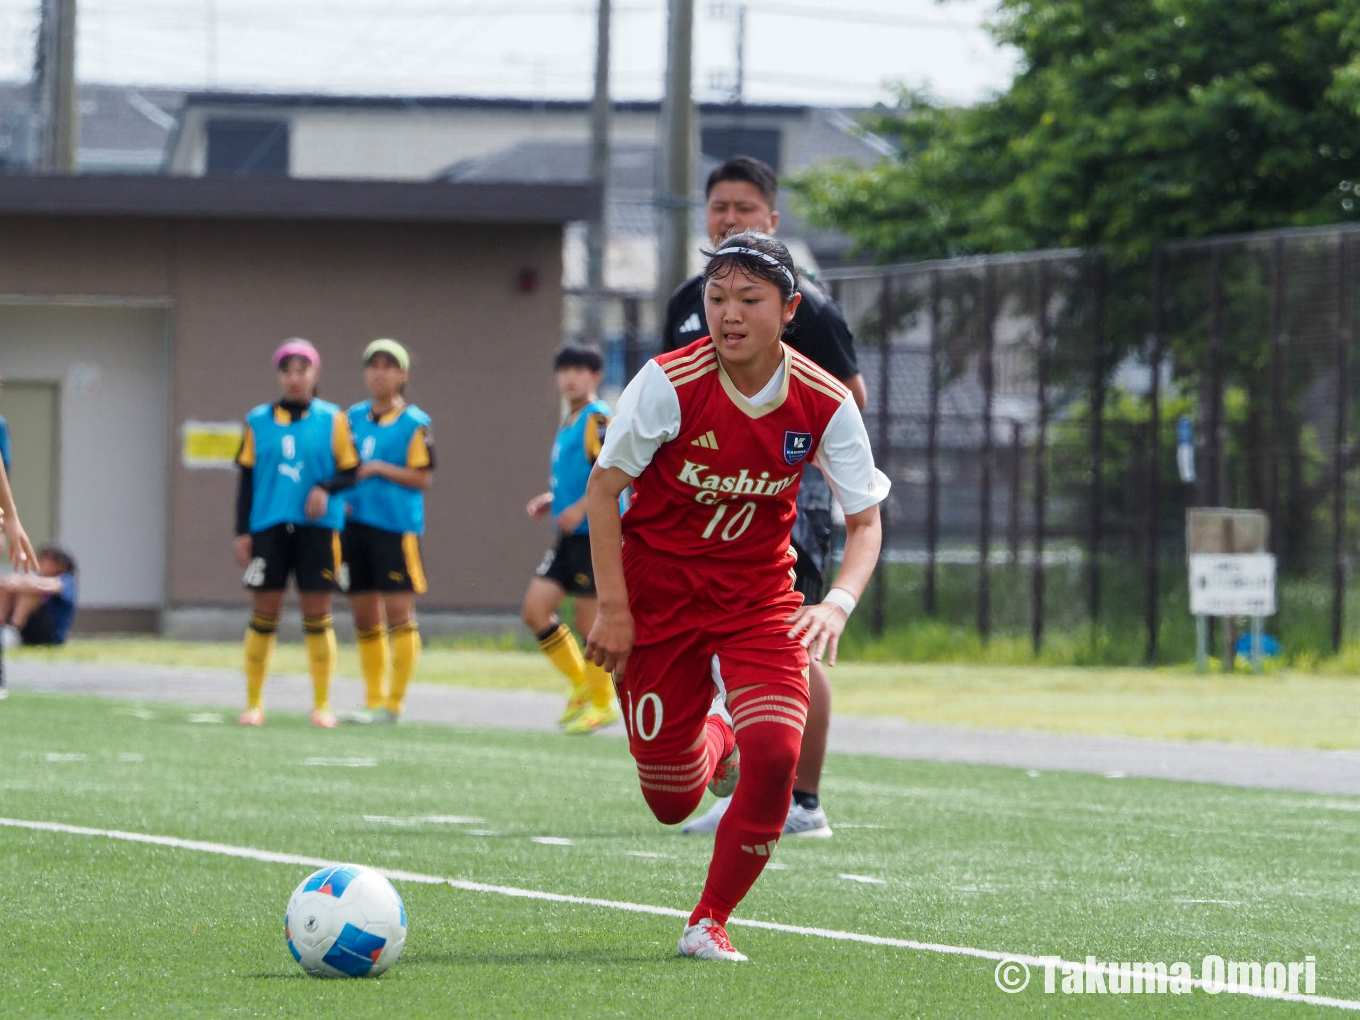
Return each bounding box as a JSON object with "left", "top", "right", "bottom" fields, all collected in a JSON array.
[
  {"left": 658, "top": 0, "right": 695, "bottom": 324},
  {"left": 206, "top": 0, "right": 219, "bottom": 87},
  {"left": 35, "top": 0, "right": 78, "bottom": 171},
  {"left": 583, "top": 0, "right": 612, "bottom": 346},
  {"left": 707, "top": 3, "right": 746, "bottom": 104},
  {"left": 734, "top": 3, "right": 745, "bottom": 104}
]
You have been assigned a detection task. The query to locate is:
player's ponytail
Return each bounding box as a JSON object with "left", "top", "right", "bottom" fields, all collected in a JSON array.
[{"left": 701, "top": 231, "right": 800, "bottom": 303}]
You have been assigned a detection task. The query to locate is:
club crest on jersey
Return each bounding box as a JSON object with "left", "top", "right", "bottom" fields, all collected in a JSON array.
[{"left": 783, "top": 430, "right": 812, "bottom": 466}]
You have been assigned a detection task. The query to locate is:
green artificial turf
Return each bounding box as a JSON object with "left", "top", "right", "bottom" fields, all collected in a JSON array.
[
  {"left": 1, "top": 692, "right": 1356, "bottom": 1018},
  {"left": 18, "top": 638, "right": 1360, "bottom": 749}
]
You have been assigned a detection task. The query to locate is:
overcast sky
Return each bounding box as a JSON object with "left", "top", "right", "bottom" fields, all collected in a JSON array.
[{"left": 0, "top": 0, "right": 1016, "bottom": 107}]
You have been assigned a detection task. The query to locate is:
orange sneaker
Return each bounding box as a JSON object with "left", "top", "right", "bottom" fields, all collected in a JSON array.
[
  {"left": 311, "top": 708, "right": 338, "bottom": 729},
  {"left": 238, "top": 707, "right": 265, "bottom": 726}
]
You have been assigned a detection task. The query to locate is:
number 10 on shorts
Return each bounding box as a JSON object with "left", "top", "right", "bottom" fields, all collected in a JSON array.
[{"left": 623, "top": 692, "right": 663, "bottom": 741}]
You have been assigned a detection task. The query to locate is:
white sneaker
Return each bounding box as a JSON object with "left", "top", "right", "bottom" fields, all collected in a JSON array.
[
  {"left": 1, "top": 626, "right": 19, "bottom": 649},
  {"left": 681, "top": 795, "right": 731, "bottom": 834},
  {"left": 783, "top": 798, "right": 833, "bottom": 838},
  {"left": 677, "top": 917, "right": 747, "bottom": 962}
]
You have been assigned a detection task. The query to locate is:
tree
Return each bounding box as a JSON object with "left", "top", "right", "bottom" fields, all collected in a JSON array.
[{"left": 791, "top": 0, "right": 1360, "bottom": 264}]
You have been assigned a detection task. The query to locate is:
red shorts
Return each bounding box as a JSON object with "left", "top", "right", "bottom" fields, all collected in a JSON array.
[{"left": 618, "top": 540, "right": 809, "bottom": 762}]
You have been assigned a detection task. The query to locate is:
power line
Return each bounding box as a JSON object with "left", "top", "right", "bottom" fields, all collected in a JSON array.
[
  {"left": 744, "top": 71, "right": 900, "bottom": 95},
  {"left": 744, "top": 1, "right": 982, "bottom": 31},
  {"left": 78, "top": 1, "right": 660, "bottom": 17}
]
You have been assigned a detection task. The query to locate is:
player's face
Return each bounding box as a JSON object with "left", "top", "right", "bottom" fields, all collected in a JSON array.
[
  {"left": 555, "top": 365, "right": 600, "bottom": 405},
  {"left": 37, "top": 554, "right": 59, "bottom": 577},
  {"left": 705, "top": 181, "right": 779, "bottom": 243},
  {"left": 364, "top": 353, "right": 407, "bottom": 400},
  {"left": 278, "top": 356, "right": 317, "bottom": 402},
  {"left": 704, "top": 266, "right": 800, "bottom": 368}
]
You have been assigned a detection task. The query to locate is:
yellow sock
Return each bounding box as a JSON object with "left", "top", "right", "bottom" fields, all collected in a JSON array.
[
  {"left": 583, "top": 660, "right": 613, "bottom": 709},
  {"left": 385, "top": 622, "right": 421, "bottom": 714},
  {"left": 537, "top": 623, "right": 586, "bottom": 692},
  {"left": 357, "top": 625, "right": 390, "bottom": 709},
  {"left": 244, "top": 613, "right": 278, "bottom": 711},
  {"left": 303, "top": 614, "right": 336, "bottom": 712}
]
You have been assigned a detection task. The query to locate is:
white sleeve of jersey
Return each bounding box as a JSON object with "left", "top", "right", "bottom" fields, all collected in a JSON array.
[
  {"left": 596, "top": 360, "right": 683, "bottom": 479},
  {"left": 813, "top": 398, "right": 892, "bottom": 516}
]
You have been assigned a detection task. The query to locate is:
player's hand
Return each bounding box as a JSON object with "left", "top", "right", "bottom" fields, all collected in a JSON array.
[
  {"left": 585, "top": 603, "right": 634, "bottom": 675},
  {"left": 557, "top": 503, "right": 586, "bottom": 534},
  {"left": 356, "top": 461, "right": 386, "bottom": 481},
  {"left": 305, "top": 486, "right": 329, "bottom": 520},
  {"left": 234, "top": 534, "right": 253, "bottom": 568},
  {"left": 2, "top": 513, "right": 36, "bottom": 573},
  {"left": 526, "top": 493, "right": 552, "bottom": 520},
  {"left": 786, "top": 600, "right": 850, "bottom": 666}
]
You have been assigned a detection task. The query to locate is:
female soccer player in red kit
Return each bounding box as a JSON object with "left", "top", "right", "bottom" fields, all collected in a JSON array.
[{"left": 584, "top": 231, "right": 890, "bottom": 961}]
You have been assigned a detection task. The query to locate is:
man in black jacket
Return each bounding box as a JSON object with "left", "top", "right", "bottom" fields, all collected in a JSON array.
[{"left": 662, "top": 155, "right": 867, "bottom": 838}]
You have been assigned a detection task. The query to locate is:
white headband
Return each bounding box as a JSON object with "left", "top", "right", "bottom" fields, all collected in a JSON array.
[{"left": 712, "top": 245, "right": 797, "bottom": 292}]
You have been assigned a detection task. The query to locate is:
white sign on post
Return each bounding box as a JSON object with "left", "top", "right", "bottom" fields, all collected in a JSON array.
[{"left": 1189, "top": 553, "right": 1277, "bottom": 617}]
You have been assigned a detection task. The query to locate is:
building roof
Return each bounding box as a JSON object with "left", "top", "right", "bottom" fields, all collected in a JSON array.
[
  {"left": 440, "top": 138, "right": 714, "bottom": 239},
  {"left": 0, "top": 173, "right": 597, "bottom": 225},
  {"left": 0, "top": 82, "right": 184, "bottom": 172},
  {"left": 177, "top": 91, "right": 820, "bottom": 117}
]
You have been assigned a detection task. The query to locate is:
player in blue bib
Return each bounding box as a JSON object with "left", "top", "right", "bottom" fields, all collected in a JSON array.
[
  {"left": 234, "top": 339, "right": 359, "bottom": 729},
  {"left": 340, "top": 339, "right": 434, "bottom": 724},
  {"left": 522, "top": 343, "right": 619, "bottom": 735}
]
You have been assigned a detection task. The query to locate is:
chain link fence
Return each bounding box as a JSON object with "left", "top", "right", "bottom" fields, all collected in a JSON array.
[
  {"left": 822, "top": 225, "right": 1360, "bottom": 663},
  {"left": 568, "top": 223, "right": 1360, "bottom": 664}
]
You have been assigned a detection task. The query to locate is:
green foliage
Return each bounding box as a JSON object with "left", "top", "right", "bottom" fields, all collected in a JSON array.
[{"left": 792, "top": 0, "right": 1360, "bottom": 263}]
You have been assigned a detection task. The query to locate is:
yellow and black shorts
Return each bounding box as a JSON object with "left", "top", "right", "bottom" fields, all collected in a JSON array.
[
  {"left": 340, "top": 521, "right": 427, "bottom": 595},
  {"left": 244, "top": 523, "right": 342, "bottom": 593},
  {"left": 535, "top": 533, "right": 596, "bottom": 597}
]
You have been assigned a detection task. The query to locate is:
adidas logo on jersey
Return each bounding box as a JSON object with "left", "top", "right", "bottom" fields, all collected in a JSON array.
[
  {"left": 691, "top": 430, "right": 719, "bottom": 450},
  {"left": 679, "top": 312, "right": 702, "bottom": 334}
]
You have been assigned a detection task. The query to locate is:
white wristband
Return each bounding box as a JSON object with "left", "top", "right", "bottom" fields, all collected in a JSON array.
[{"left": 822, "top": 587, "right": 857, "bottom": 617}]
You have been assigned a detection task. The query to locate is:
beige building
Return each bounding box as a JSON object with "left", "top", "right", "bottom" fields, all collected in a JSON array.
[
  {"left": 0, "top": 173, "right": 593, "bottom": 633},
  {"left": 163, "top": 93, "right": 891, "bottom": 186}
]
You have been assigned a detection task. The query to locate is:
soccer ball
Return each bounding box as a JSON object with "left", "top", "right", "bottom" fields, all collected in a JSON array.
[{"left": 284, "top": 864, "right": 407, "bottom": 978}]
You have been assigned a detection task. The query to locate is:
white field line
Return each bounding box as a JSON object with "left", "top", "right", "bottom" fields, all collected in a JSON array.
[{"left": 1, "top": 816, "right": 1356, "bottom": 1012}]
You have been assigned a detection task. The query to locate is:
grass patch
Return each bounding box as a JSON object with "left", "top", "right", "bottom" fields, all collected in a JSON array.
[
  {"left": 0, "top": 692, "right": 1355, "bottom": 1018},
  {"left": 15, "top": 638, "right": 1360, "bottom": 749}
]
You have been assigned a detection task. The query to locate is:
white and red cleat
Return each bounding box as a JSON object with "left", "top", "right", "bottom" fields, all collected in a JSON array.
[
  {"left": 238, "top": 707, "right": 264, "bottom": 726},
  {"left": 706, "top": 701, "right": 739, "bottom": 798},
  {"left": 677, "top": 917, "right": 748, "bottom": 962},
  {"left": 708, "top": 738, "right": 740, "bottom": 798},
  {"left": 311, "top": 708, "right": 338, "bottom": 729},
  {"left": 706, "top": 657, "right": 739, "bottom": 797}
]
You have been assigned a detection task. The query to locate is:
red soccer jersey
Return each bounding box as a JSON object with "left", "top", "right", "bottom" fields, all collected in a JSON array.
[{"left": 619, "top": 338, "right": 850, "bottom": 572}]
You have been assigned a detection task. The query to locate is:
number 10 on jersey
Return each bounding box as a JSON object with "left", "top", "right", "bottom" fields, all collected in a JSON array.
[{"left": 701, "top": 499, "right": 756, "bottom": 542}]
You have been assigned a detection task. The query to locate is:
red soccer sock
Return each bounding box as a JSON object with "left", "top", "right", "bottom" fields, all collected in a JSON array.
[
  {"left": 635, "top": 715, "right": 732, "bottom": 825},
  {"left": 690, "top": 688, "right": 808, "bottom": 926}
]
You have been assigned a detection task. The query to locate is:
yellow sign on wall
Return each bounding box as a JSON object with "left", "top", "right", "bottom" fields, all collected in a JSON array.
[{"left": 181, "top": 421, "right": 243, "bottom": 469}]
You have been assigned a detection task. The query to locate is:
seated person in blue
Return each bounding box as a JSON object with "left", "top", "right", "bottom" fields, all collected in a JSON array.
[{"left": 0, "top": 545, "right": 77, "bottom": 646}]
